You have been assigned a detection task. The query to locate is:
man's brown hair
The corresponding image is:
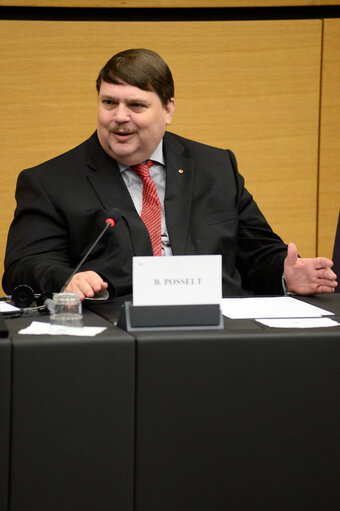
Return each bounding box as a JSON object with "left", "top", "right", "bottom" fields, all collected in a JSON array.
[{"left": 96, "top": 48, "right": 174, "bottom": 106}]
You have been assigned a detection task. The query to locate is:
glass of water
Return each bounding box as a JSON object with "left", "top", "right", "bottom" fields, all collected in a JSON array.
[{"left": 50, "top": 293, "right": 83, "bottom": 327}]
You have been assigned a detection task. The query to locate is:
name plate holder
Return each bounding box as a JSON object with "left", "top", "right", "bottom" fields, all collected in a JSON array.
[
  {"left": 118, "top": 255, "right": 223, "bottom": 331},
  {"left": 118, "top": 302, "right": 223, "bottom": 331}
]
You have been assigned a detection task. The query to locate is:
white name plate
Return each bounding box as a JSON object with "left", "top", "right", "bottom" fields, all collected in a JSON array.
[{"left": 133, "top": 255, "right": 222, "bottom": 306}]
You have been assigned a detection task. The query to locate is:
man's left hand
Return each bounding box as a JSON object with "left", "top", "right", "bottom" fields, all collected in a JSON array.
[{"left": 284, "top": 242, "right": 338, "bottom": 295}]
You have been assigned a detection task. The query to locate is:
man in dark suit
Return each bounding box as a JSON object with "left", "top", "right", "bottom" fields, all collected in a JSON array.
[{"left": 2, "top": 49, "right": 337, "bottom": 299}]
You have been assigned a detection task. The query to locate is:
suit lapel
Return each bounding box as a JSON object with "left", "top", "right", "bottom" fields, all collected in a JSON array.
[
  {"left": 163, "top": 132, "right": 194, "bottom": 254},
  {"left": 85, "top": 133, "right": 153, "bottom": 255}
]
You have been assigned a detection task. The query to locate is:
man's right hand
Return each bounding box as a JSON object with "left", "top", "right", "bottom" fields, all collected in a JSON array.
[{"left": 64, "top": 270, "right": 108, "bottom": 301}]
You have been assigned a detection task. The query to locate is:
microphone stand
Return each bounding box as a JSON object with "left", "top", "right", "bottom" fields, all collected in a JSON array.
[{"left": 60, "top": 220, "right": 114, "bottom": 293}]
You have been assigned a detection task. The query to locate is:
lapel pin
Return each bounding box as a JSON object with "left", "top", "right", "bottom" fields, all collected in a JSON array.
[{"left": 178, "top": 169, "right": 184, "bottom": 174}]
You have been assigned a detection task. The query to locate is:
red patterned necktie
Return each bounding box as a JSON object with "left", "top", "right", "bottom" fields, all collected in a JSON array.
[{"left": 130, "top": 160, "right": 162, "bottom": 256}]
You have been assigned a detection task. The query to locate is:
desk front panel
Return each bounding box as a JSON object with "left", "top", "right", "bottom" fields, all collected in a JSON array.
[
  {"left": 0, "top": 336, "right": 11, "bottom": 511},
  {"left": 6, "top": 312, "right": 135, "bottom": 511},
  {"left": 135, "top": 296, "right": 340, "bottom": 511}
]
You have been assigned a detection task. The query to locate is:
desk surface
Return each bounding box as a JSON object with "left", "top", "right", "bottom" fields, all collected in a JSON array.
[{"left": 92, "top": 292, "right": 340, "bottom": 337}]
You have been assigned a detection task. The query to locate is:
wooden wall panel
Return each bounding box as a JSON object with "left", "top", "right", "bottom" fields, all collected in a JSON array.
[
  {"left": 318, "top": 18, "right": 340, "bottom": 258},
  {"left": 0, "top": 19, "right": 322, "bottom": 293}
]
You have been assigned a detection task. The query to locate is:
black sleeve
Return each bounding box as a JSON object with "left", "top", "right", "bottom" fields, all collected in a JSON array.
[
  {"left": 2, "top": 169, "right": 73, "bottom": 294},
  {"left": 228, "top": 150, "right": 288, "bottom": 295}
]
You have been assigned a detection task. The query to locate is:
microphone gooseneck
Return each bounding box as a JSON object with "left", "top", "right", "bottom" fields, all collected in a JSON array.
[{"left": 60, "top": 208, "right": 122, "bottom": 293}]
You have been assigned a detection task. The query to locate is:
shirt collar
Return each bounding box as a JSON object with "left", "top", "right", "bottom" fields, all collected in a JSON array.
[{"left": 117, "top": 139, "right": 164, "bottom": 174}]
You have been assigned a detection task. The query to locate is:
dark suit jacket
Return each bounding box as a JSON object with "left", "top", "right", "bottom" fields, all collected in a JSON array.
[{"left": 3, "top": 131, "right": 287, "bottom": 297}]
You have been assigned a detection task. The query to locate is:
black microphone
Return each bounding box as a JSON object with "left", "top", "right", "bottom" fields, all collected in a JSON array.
[{"left": 60, "top": 208, "right": 122, "bottom": 292}]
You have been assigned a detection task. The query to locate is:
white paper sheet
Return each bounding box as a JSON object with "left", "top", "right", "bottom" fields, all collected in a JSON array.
[
  {"left": 0, "top": 301, "right": 21, "bottom": 313},
  {"left": 221, "top": 296, "right": 334, "bottom": 319},
  {"left": 18, "top": 321, "right": 107, "bottom": 336},
  {"left": 256, "top": 317, "right": 340, "bottom": 329}
]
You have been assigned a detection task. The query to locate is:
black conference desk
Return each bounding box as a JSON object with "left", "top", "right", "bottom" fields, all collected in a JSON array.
[
  {"left": 1, "top": 294, "right": 340, "bottom": 511},
  {"left": 1, "top": 309, "right": 135, "bottom": 511}
]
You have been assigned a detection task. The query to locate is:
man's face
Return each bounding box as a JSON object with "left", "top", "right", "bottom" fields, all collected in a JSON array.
[{"left": 97, "top": 80, "right": 175, "bottom": 166}]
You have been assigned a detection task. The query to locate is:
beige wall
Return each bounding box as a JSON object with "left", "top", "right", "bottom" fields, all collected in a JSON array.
[
  {"left": 0, "top": 18, "right": 339, "bottom": 294},
  {"left": 318, "top": 18, "right": 340, "bottom": 258}
]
